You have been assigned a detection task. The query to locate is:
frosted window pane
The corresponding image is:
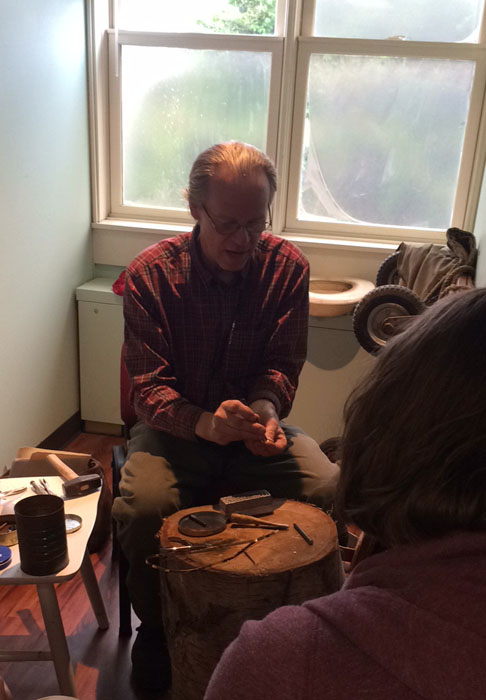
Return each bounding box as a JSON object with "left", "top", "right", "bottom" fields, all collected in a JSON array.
[
  {"left": 119, "top": 0, "right": 276, "bottom": 35},
  {"left": 122, "top": 47, "right": 271, "bottom": 209},
  {"left": 314, "top": 0, "right": 483, "bottom": 42},
  {"left": 300, "top": 55, "right": 474, "bottom": 229}
]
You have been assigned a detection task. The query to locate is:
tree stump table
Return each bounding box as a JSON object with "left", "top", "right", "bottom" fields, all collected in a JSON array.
[{"left": 158, "top": 500, "right": 344, "bottom": 700}]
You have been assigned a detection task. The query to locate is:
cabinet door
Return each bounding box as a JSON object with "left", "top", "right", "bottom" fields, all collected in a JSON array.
[{"left": 78, "top": 301, "right": 124, "bottom": 424}]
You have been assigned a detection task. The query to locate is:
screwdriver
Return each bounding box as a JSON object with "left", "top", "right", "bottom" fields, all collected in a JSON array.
[{"left": 229, "top": 513, "right": 288, "bottom": 530}]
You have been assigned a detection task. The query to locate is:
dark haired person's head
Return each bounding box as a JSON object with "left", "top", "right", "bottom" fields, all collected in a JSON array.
[{"left": 337, "top": 287, "right": 486, "bottom": 548}]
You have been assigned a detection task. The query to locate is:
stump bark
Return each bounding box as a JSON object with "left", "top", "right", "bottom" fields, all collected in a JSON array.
[{"left": 159, "top": 500, "right": 343, "bottom": 700}]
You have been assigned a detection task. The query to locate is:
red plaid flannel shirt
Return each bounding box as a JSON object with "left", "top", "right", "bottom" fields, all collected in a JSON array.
[{"left": 124, "top": 227, "right": 309, "bottom": 441}]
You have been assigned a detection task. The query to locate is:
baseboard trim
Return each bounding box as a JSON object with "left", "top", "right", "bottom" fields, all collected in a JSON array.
[
  {"left": 37, "top": 411, "right": 83, "bottom": 450},
  {"left": 84, "top": 420, "right": 123, "bottom": 436}
]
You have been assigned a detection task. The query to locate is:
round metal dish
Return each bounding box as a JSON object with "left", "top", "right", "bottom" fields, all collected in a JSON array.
[
  {"left": 65, "top": 514, "right": 82, "bottom": 534},
  {"left": 178, "top": 511, "right": 227, "bottom": 537}
]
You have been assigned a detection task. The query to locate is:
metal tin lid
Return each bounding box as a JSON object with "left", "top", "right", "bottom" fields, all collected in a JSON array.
[
  {"left": 65, "top": 514, "right": 82, "bottom": 534},
  {"left": 178, "top": 511, "right": 227, "bottom": 537}
]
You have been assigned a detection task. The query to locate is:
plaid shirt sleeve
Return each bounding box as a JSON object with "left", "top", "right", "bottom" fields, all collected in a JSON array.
[
  {"left": 247, "top": 256, "right": 309, "bottom": 418},
  {"left": 123, "top": 266, "right": 204, "bottom": 441}
]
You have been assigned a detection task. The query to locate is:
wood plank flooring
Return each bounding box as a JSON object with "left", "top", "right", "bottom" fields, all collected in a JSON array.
[{"left": 0, "top": 433, "right": 168, "bottom": 700}]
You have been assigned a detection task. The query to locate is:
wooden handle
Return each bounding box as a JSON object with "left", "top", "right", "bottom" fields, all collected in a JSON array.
[
  {"left": 46, "top": 453, "right": 78, "bottom": 482},
  {"left": 229, "top": 513, "right": 289, "bottom": 530}
]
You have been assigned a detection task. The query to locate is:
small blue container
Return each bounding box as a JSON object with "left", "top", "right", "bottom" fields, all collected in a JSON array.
[{"left": 0, "top": 544, "right": 12, "bottom": 570}]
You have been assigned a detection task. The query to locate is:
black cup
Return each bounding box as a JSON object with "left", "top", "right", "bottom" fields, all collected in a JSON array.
[{"left": 14, "top": 495, "right": 69, "bottom": 575}]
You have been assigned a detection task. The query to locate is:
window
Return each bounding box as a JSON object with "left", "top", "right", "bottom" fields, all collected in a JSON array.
[{"left": 89, "top": 0, "right": 486, "bottom": 244}]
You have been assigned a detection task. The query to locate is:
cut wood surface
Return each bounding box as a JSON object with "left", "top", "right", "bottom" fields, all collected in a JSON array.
[
  {"left": 159, "top": 500, "right": 344, "bottom": 700},
  {"left": 160, "top": 499, "right": 337, "bottom": 575}
]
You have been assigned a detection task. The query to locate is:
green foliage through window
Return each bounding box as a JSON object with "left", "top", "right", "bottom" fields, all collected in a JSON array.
[{"left": 198, "top": 0, "right": 276, "bottom": 35}]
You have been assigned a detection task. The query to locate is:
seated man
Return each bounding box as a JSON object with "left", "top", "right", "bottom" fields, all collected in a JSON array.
[{"left": 112, "top": 141, "right": 340, "bottom": 691}]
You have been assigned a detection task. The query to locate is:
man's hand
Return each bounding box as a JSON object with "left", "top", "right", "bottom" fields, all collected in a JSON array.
[
  {"left": 244, "top": 399, "right": 287, "bottom": 457},
  {"left": 195, "top": 400, "right": 266, "bottom": 445}
]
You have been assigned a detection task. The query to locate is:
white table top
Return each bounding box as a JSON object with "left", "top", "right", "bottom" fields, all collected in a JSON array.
[{"left": 0, "top": 476, "right": 100, "bottom": 584}]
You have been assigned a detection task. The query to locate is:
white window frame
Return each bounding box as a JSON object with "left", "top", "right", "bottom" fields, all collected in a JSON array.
[
  {"left": 287, "top": 37, "right": 486, "bottom": 243},
  {"left": 108, "top": 30, "right": 284, "bottom": 222},
  {"left": 88, "top": 0, "right": 486, "bottom": 251}
]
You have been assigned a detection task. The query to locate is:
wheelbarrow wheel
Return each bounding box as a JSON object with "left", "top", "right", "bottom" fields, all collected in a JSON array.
[
  {"left": 375, "top": 252, "right": 401, "bottom": 286},
  {"left": 353, "top": 285, "right": 426, "bottom": 354}
]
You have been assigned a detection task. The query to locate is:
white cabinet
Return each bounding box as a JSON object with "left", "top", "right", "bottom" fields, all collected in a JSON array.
[{"left": 76, "top": 278, "right": 124, "bottom": 428}]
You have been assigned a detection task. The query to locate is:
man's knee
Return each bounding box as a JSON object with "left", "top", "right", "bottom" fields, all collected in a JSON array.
[
  {"left": 112, "top": 450, "right": 180, "bottom": 535},
  {"left": 127, "top": 420, "right": 168, "bottom": 458},
  {"left": 305, "top": 463, "right": 340, "bottom": 510},
  {"left": 285, "top": 427, "right": 339, "bottom": 475},
  {"left": 284, "top": 426, "right": 340, "bottom": 505}
]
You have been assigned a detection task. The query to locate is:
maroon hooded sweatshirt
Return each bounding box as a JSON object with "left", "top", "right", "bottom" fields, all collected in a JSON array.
[{"left": 205, "top": 531, "right": 486, "bottom": 700}]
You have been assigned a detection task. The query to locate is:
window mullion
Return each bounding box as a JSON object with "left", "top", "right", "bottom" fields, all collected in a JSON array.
[
  {"left": 478, "top": 1, "right": 486, "bottom": 43},
  {"left": 275, "top": 0, "right": 288, "bottom": 36},
  {"left": 265, "top": 41, "right": 284, "bottom": 172},
  {"left": 301, "top": 0, "right": 316, "bottom": 36},
  {"left": 273, "top": 0, "right": 304, "bottom": 234},
  {"left": 108, "top": 31, "right": 123, "bottom": 217},
  {"left": 285, "top": 42, "right": 310, "bottom": 233},
  {"left": 461, "top": 55, "right": 486, "bottom": 230},
  {"left": 87, "top": 0, "right": 111, "bottom": 223}
]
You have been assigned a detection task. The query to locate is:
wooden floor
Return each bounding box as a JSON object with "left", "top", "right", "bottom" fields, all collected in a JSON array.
[{"left": 0, "top": 432, "right": 168, "bottom": 700}]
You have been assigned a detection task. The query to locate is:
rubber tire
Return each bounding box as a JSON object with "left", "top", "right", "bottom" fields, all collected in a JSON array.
[
  {"left": 376, "top": 252, "right": 400, "bottom": 286},
  {"left": 353, "top": 284, "right": 426, "bottom": 355}
]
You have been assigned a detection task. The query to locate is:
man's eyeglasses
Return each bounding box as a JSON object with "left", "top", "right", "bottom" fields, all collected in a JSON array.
[{"left": 201, "top": 204, "right": 272, "bottom": 236}]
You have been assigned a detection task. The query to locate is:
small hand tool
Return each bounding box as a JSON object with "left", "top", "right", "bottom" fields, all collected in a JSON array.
[
  {"left": 0, "top": 487, "right": 27, "bottom": 498},
  {"left": 40, "top": 478, "right": 56, "bottom": 496},
  {"left": 160, "top": 531, "right": 279, "bottom": 558},
  {"left": 293, "top": 522, "right": 313, "bottom": 545},
  {"left": 30, "top": 480, "right": 47, "bottom": 496},
  {"left": 229, "top": 513, "right": 288, "bottom": 530},
  {"left": 163, "top": 537, "right": 249, "bottom": 553},
  {"left": 178, "top": 510, "right": 288, "bottom": 537},
  {"left": 187, "top": 512, "right": 208, "bottom": 527},
  {"left": 30, "top": 479, "right": 58, "bottom": 496}
]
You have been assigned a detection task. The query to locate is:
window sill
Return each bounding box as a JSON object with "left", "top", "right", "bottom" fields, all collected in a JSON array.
[
  {"left": 92, "top": 218, "right": 401, "bottom": 265},
  {"left": 93, "top": 218, "right": 192, "bottom": 236}
]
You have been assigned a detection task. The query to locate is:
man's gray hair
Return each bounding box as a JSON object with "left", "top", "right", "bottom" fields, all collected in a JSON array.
[{"left": 186, "top": 141, "right": 277, "bottom": 208}]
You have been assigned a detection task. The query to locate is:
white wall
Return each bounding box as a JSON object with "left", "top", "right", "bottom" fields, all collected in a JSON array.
[
  {"left": 0, "top": 0, "right": 92, "bottom": 465},
  {"left": 287, "top": 316, "right": 374, "bottom": 444}
]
